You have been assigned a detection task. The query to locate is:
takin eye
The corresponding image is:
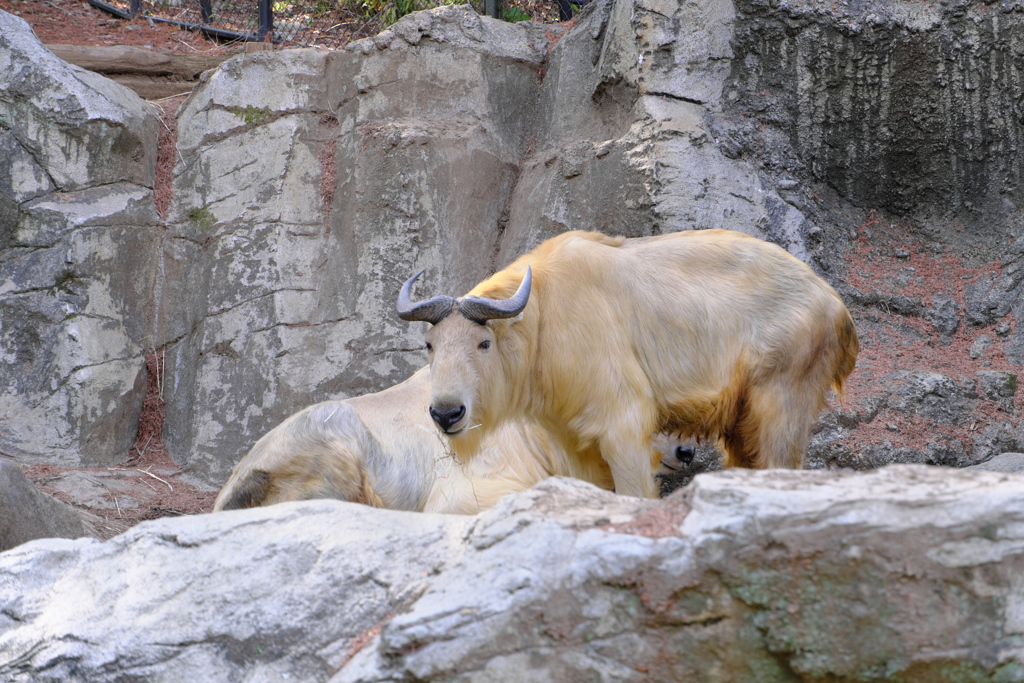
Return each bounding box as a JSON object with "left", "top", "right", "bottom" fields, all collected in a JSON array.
[
  {"left": 478, "top": 340, "right": 491, "bottom": 350},
  {"left": 425, "top": 342, "right": 433, "bottom": 352}
]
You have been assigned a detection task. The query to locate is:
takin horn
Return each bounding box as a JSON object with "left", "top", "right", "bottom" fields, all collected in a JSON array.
[
  {"left": 396, "top": 270, "right": 456, "bottom": 324},
  {"left": 457, "top": 266, "right": 532, "bottom": 324}
]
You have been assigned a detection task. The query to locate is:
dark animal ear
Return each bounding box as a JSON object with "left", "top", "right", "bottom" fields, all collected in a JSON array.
[{"left": 221, "top": 469, "right": 272, "bottom": 510}]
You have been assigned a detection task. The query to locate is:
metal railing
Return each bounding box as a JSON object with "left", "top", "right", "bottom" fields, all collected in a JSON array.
[
  {"left": 88, "top": 0, "right": 575, "bottom": 49},
  {"left": 88, "top": 0, "right": 381, "bottom": 47}
]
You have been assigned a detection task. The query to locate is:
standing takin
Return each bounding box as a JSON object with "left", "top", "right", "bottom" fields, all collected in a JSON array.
[{"left": 398, "top": 229, "right": 858, "bottom": 499}]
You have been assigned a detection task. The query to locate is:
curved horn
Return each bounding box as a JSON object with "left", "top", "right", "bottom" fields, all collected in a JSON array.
[
  {"left": 396, "top": 270, "right": 456, "bottom": 324},
  {"left": 457, "top": 266, "right": 532, "bottom": 324}
]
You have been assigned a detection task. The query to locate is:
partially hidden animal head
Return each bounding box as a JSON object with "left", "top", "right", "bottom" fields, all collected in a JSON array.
[
  {"left": 651, "top": 432, "right": 697, "bottom": 476},
  {"left": 396, "top": 267, "right": 532, "bottom": 442}
]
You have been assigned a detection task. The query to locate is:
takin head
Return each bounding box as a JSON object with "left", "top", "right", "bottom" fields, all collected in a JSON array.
[{"left": 396, "top": 267, "right": 532, "bottom": 442}]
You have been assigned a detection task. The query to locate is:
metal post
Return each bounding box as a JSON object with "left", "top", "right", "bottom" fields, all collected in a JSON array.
[
  {"left": 199, "top": 0, "right": 212, "bottom": 24},
  {"left": 258, "top": 0, "right": 273, "bottom": 41},
  {"left": 484, "top": 0, "right": 500, "bottom": 19},
  {"left": 555, "top": 0, "right": 572, "bottom": 20},
  {"left": 129, "top": 0, "right": 140, "bottom": 18}
]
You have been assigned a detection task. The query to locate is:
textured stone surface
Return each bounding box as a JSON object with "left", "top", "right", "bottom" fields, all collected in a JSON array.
[
  {"left": 2, "top": 467, "right": 1023, "bottom": 681},
  {"left": 0, "top": 14, "right": 157, "bottom": 193},
  {"left": 724, "top": 0, "right": 1024, "bottom": 217},
  {"left": 161, "top": 21, "right": 552, "bottom": 485},
  {"left": 0, "top": 13, "right": 160, "bottom": 467},
  {"left": 969, "top": 452, "right": 1024, "bottom": 474},
  {"left": 0, "top": 460, "right": 84, "bottom": 552},
  {"left": 925, "top": 292, "right": 961, "bottom": 336}
]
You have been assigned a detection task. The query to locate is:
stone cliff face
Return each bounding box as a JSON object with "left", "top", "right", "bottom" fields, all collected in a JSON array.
[
  {"left": 2, "top": 0, "right": 1024, "bottom": 486},
  {"left": 5, "top": 4, "right": 1024, "bottom": 679},
  {"left": 0, "top": 11, "right": 160, "bottom": 468},
  {"left": 727, "top": 0, "right": 1024, "bottom": 218}
]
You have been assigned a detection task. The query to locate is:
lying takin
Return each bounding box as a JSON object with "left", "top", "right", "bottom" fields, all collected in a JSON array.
[
  {"left": 213, "top": 366, "right": 693, "bottom": 514},
  {"left": 397, "top": 229, "right": 858, "bottom": 499}
]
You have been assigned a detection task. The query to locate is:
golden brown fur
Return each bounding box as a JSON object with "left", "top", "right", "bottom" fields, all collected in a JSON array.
[{"left": 422, "top": 229, "right": 859, "bottom": 498}]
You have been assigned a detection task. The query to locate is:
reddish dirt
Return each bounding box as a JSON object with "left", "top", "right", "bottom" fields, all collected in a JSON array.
[
  {"left": 1, "top": 0, "right": 235, "bottom": 53},
  {"left": 601, "top": 497, "right": 690, "bottom": 539},
  {"left": 23, "top": 352, "right": 217, "bottom": 541},
  {"left": 543, "top": 15, "right": 577, "bottom": 53},
  {"left": 832, "top": 210, "right": 1019, "bottom": 459},
  {"left": 3, "top": 0, "right": 565, "bottom": 53},
  {"left": 341, "top": 618, "right": 390, "bottom": 668},
  {"left": 153, "top": 95, "right": 186, "bottom": 218},
  {"left": 319, "top": 118, "right": 338, "bottom": 234}
]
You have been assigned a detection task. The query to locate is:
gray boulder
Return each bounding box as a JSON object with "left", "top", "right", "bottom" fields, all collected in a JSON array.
[
  {"left": 0, "top": 460, "right": 84, "bottom": 552},
  {"left": 976, "top": 370, "right": 1018, "bottom": 405},
  {"left": 881, "top": 370, "right": 973, "bottom": 423},
  {"left": 925, "top": 292, "right": 960, "bottom": 336},
  {"left": 0, "top": 11, "right": 160, "bottom": 468},
  {"left": 2, "top": 467, "right": 1024, "bottom": 681},
  {"left": 969, "top": 452, "right": 1024, "bottom": 475},
  {"left": 0, "top": 14, "right": 157, "bottom": 194}
]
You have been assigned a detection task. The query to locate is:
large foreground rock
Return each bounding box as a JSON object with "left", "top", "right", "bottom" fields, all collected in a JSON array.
[{"left": 2, "top": 466, "right": 1023, "bottom": 681}]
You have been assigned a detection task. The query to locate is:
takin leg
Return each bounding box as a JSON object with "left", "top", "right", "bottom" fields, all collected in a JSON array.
[
  {"left": 724, "top": 375, "right": 828, "bottom": 469},
  {"left": 597, "top": 422, "right": 661, "bottom": 499}
]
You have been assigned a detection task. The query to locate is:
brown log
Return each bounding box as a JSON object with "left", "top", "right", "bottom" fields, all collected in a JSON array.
[
  {"left": 108, "top": 74, "right": 196, "bottom": 100},
  {"left": 45, "top": 44, "right": 230, "bottom": 79}
]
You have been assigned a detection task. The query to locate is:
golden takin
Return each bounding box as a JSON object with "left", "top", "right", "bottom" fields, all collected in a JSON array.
[{"left": 397, "top": 229, "right": 858, "bottom": 499}]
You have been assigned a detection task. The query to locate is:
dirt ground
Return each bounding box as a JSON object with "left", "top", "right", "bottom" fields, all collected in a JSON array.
[
  {"left": 1, "top": 0, "right": 237, "bottom": 52},
  {"left": 833, "top": 215, "right": 1019, "bottom": 458},
  {"left": 22, "top": 354, "right": 218, "bottom": 540},
  {"left": 1, "top": 0, "right": 562, "bottom": 51}
]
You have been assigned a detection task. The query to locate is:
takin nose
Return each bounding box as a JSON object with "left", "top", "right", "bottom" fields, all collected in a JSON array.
[
  {"left": 675, "top": 446, "right": 695, "bottom": 465},
  {"left": 430, "top": 404, "right": 466, "bottom": 431}
]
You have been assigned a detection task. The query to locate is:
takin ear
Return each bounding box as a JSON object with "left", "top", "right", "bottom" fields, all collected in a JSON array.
[
  {"left": 488, "top": 313, "right": 524, "bottom": 334},
  {"left": 221, "top": 469, "right": 273, "bottom": 510}
]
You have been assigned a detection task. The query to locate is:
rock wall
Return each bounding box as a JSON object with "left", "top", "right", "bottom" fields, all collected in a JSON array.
[
  {"left": 0, "top": 12, "right": 160, "bottom": 467},
  {"left": 2, "top": 467, "right": 1023, "bottom": 681},
  {"left": 159, "top": 18, "right": 551, "bottom": 483},
  {"left": 3, "top": 0, "right": 1024, "bottom": 488},
  {"left": 726, "top": 0, "right": 1024, "bottom": 217}
]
